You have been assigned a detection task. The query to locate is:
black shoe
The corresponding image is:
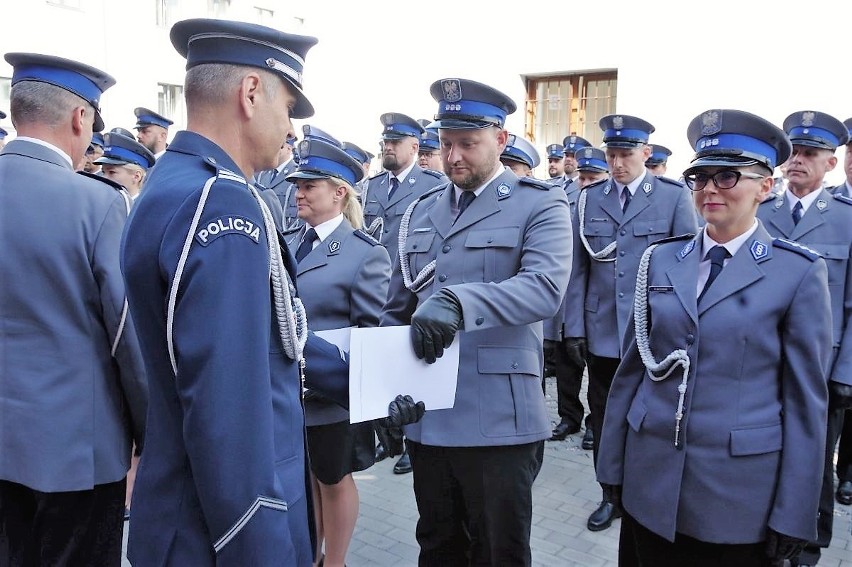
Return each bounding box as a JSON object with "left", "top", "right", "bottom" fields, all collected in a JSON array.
[
  {"left": 837, "top": 480, "right": 852, "bottom": 505},
  {"left": 549, "top": 420, "right": 581, "bottom": 441},
  {"left": 587, "top": 500, "right": 621, "bottom": 531},
  {"left": 393, "top": 450, "right": 412, "bottom": 474},
  {"left": 375, "top": 442, "right": 388, "bottom": 463},
  {"left": 581, "top": 428, "right": 594, "bottom": 451}
]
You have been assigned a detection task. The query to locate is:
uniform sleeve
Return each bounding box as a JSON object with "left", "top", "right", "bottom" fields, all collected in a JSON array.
[
  {"left": 349, "top": 244, "right": 391, "bottom": 328},
  {"left": 93, "top": 194, "right": 148, "bottom": 450},
  {"left": 672, "top": 186, "right": 699, "bottom": 237},
  {"left": 380, "top": 249, "right": 420, "bottom": 327},
  {"left": 829, "top": 242, "right": 852, "bottom": 386},
  {"left": 562, "top": 203, "right": 588, "bottom": 338},
  {"left": 769, "top": 257, "right": 831, "bottom": 540},
  {"left": 260, "top": 188, "right": 286, "bottom": 232},
  {"left": 302, "top": 332, "right": 350, "bottom": 409}
]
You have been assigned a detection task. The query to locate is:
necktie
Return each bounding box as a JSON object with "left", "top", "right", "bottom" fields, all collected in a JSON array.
[
  {"left": 457, "top": 191, "right": 475, "bottom": 217},
  {"left": 295, "top": 228, "right": 318, "bottom": 263},
  {"left": 388, "top": 177, "right": 400, "bottom": 200},
  {"left": 621, "top": 186, "right": 632, "bottom": 213},
  {"left": 698, "top": 245, "right": 730, "bottom": 302},
  {"left": 792, "top": 201, "right": 803, "bottom": 225}
]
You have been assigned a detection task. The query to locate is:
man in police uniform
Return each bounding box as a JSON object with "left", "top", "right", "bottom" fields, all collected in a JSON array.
[
  {"left": 95, "top": 131, "right": 156, "bottom": 199},
  {"left": 81, "top": 131, "right": 104, "bottom": 173},
  {"left": 121, "top": 19, "right": 354, "bottom": 566},
  {"left": 564, "top": 114, "right": 698, "bottom": 532},
  {"left": 256, "top": 135, "right": 298, "bottom": 225},
  {"left": 577, "top": 146, "right": 610, "bottom": 188},
  {"left": 0, "top": 52, "right": 147, "bottom": 565},
  {"left": 134, "top": 106, "right": 173, "bottom": 159},
  {"left": 645, "top": 143, "right": 672, "bottom": 176},
  {"left": 757, "top": 110, "right": 852, "bottom": 566},
  {"left": 562, "top": 134, "right": 591, "bottom": 189},
  {"left": 417, "top": 118, "right": 444, "bottom": 173},
  {"left": 546, "top": 143, "right": 565, "bottom": 184},
  {"left": 499, "top": 133, "right": 540, "bottom": 176},
  {"left": 382, "top": 77, "right": 573, "bottom": 566}
]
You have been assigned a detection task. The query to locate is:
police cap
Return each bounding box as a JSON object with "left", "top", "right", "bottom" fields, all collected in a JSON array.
[
  {"left": 562, "top": 135, "right": 591, "bottom": 155},
  {"left": 783, "top": 110, "right": 849, "bottom": 151},
  {"left": 429, "top": 78, "right": 516, "bottom": 130},
  {"left": 685, "top": 109, "right": 791, "bottom": 173},
  {"left": 95, "top": 132, "right": 156, "bottom": 169},
  {"left": 599, "top": 115, "right": 654, "bottom": 148},
  {"left": 646, "top": 144, "right": 672, "bottom": 166},
  {"left": 134, "top": 106, "right": 174, "bottom": 130},
  {"left": 342, "top": 141, "right": 374, "bottom": 165},
  {"left": 546, "top": 144, "right": 563, "bottom": 159},
  {"left": 110, "top": 127, "right": 135, "bottom": 139},
  {"left": 287, "top": 139, "right": 364, "bottom": 186},
  {"left": 302, "top": 124, "right": 341, "bottom": 148},
  {"left": 90, "top": 132, "right": 105, "bottom": 149},
  {"left": 0, "top": 110, "right": 5, "bottom": 120},
  {"left": 380, "top": 112, "right": 424, "bottom": 140},
  {"left": 500, "top": 134, "right": 540, "bottom": 169},
  {"left": 844, "top": 118, "right": 852, "bottom": 145},
  {"left": 576, "top": 147, "right": 609, "bottom": 173},
  {"left": 170, "top": 18, "right": 317, "bottom": 119},
  {"left": 4, "top": 52, "right": 115, "bottom": 131}
]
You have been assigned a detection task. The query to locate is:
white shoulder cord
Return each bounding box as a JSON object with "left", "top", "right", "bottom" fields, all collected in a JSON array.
[
  {"left": 634, "top": 243, "right": 691, "bottom": 447},
  {"left": 364, "top": 217, "right": 384, "bottom": 242},
  {"left": 577, "top": 188, "right": 617, "bottom": 262},
  {"left": 111, "top": 188, "right": 134, "bottom": 357},
  {"left": 398, "top": 196, "right": 436, "bottom": 293}
]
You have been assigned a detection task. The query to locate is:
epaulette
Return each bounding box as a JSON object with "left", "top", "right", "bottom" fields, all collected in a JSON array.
[
  {"left": 368, "top": 171, "right": 386, "bottom": 181},
  {"left": 834, "top": 193, "right": 852, "bottom": 206},
  {"left": 657, "top": 175, "right": 685, "bottom": 188},
  {"left": 421, "top": 168, "right": 446, "bottom": 180},
  {"left": 583, "top": 177, "right": 609, "bottom": 191},
  {"left": 651, "top": 233, "right": 695, "bottom": 247},
  {"left": 422, "top": 182, "right": 450, "bottom": 200},
  {"left": 772, "top": 238, "right": 821, "bottom": 261},
  {"left": 77, "top": 170, "right": 125, "bottom": 192},
  {"left": 353, "top": 229, "right": 381, "bottom": 246},
  {"left": 760, "top": 192, "right": 781, "bottom": 205},
  {"left": 518, "top": 176, "right": 553, "bottom": 190}
]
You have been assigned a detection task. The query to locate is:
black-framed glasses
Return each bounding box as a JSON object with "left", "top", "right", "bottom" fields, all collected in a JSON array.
[{"left": 684, "top": 170, "right": 767, "bottom": 191}]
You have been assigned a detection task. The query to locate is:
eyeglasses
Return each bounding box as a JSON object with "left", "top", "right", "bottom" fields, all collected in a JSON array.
[{"left": 684, "top": 170, "right": 767, "bottom": 191}]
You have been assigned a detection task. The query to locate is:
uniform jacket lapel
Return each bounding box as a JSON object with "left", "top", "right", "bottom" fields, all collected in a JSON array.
[
  {"left": 767, "top": 196, "right": 795, "bottom": 237},
  {"left": 620, "top": 174, "right": 653, "bottom": 226},
  {"left": 698, "top": 225, "right": 772, "bottom": 315},
  {"left": 600, "top": 179, "right": 623, "bottom": 223},
  {"left": 386, "top": 165, "right": 421, "bottom": 209},
  {"left": 444, "top": 169, "right": 509, "bottom": 239},
  {"left": 790, "top": 188, "right": 830, "bottom": 240},
  {"left": 427, "top": 186, "right": 456, "bottom": 239},
  {"left": 665, "top": 234, "right": 700, "bottom": 326}
]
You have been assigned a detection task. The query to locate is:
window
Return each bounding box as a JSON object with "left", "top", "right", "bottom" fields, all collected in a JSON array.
[
  {"left": 156, "top": 0, "right": 180, "bottom": 28},
  {"left": 524, "top": 71, "right": 618, "bottom": 149},
  {"left": 254, "top": 6, "right": 274, "bottom": 24},
  {"left": 208, "top": 0, "right": 231, "bottom": 17},
  {"left": 157, "top": 82, "right": 184, "bottom": 129}
]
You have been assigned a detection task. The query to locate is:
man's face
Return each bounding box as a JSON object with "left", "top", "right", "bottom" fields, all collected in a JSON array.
[
  {"left": 440, "top": 126, "right": 506, "bottom": 190},
  {"left": 83, "top": 144, "right": 103, "bottom": 173},
  {"left": 845, "top": 143, "right": 852, "bottom": 184},
  {"left": 579, "top": 170, "right": 609, "bottom": 188},
  {"left": 646, "top": 163, "right": 667, "bottom": 176},
  {"left": 548, "top": 156, "right": 564, "bottom": 178},
  {"left": 500, "top": 159, "right": 531, "bottom": 177},
  {"left": 418, "top": 149, "right": 443, "bottom": 172},
  {"left": 136, "top": 125, "right": 165, "bottom": 153},
  {"left": 605, "top": 145, "right": 651, "bottom": 185},
  {"left": 785, "top": 144, "right": 836, "bottom": 193},
  {"left": 381, "top": 137, "right": 418, "bottom": 173},
  {"left": 563, "top": 151, "right": 578, "bottom": 176}
]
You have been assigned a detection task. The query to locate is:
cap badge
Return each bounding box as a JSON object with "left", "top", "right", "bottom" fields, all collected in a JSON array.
[
  {"left": 612, "top": 116, "right": 624, "bottom": 129},
  {"left": 642, "top": 182, "right": 652, "bottom": 194},
  {"left": 801, "top": 111, "right": 815, "bottom": 127},
  {"left": 328, "top": 239, "right": 341, "bottom": 254},
  {"left": 583, "top": 148, "right": 593, "bottom": 158},
  {"left": 679, "top": 239, "right": 695, "bottom": 259},
  {"left": 265, "top": 58, "right": 302, "bottom": 85},
  {"left": 817, "top": 199, "right": 827, "bottom": 210},
  {"left": 701, "top": 110, "right": 721, "bottom": 135},
  {"left": 442, "top": 79, "right": 462, "bottom": 103},
  {"left": 298, "top": 140, "right": 310, "bottom": 155},
  {"left": 750, "top": 240, "right": 769, "bottom": 261}
]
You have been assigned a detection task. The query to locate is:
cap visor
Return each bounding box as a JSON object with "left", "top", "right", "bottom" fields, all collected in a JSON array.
[
  {"left": 93, "top": 110, "right": 105, "bottom": 132},
  {"left": 790, "top": 139, "right": 835, "bottom": 151},
  {"left": 431, "top": 118, "right": 492, "bottom": 130},
  {"left": 603, "top": 141, "right": 644, "bottom": 149},
  {"left": 684, "top": 156, "right": 760, "bottom": 175},
  {"left": 284, "top": 170, "right": 329, "bottom": 183},
  {"left": 93, "top": 156, "right": 131, "bottom": 165},
  {"left": 289, "top": 84, "right": 314, "bottom": 120}
]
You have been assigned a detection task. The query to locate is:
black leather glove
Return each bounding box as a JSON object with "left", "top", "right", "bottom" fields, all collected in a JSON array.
[
  {"left": 563, "top": 337, "right": 588, "bottom": 362},
  {"left": 374, "top": 395, "right": 426, "bottom": 458},
  {"left": 764, "top": 528, "right": 806, "bottom": 564},
  {"left": 601, "top": 483, "right": 622, "bottom": 508},
  {"left": 411, "top": 288, "right": 463, "bottom": 364},
  {"left": 829, "top": 380, "right": 852, "bottom": 410}
]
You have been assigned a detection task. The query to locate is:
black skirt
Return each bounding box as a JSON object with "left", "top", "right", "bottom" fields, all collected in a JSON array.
[{"left": 306, "top": 419, "right": 376, "bottom": 485}]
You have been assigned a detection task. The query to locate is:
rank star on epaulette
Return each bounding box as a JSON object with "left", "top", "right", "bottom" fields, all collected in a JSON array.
[
  {"left": 679, "top": 239, "right": 695, "bottom": 259},
  {"left": 328, "top": 239, "right": 340, "bottom": 253},
  {"left": 496, "top": 183, "right": 512, "bottom": 198},
  {"left": 750, "top": 240, "right": 769, "bottom": 261}
]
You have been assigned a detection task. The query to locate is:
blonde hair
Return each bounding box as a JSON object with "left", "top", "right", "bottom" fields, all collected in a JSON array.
[{"left": 330, "top": 176, "right": 364, "bottom": 229}]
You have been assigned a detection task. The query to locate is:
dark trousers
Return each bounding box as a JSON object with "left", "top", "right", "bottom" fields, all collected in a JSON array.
[
  {"left": 619, "top": 510, "right": 773, "bottom": 567},
  {"left": 542, "top": 339, "right": 586, "bottom": 427},
  {"left": 0, "top": 478, "right": 126, "bottom": 567},
  {"left": 587, "top": 354, "right": 621, "bottom": 473},
  {"left": 407, "top": 440, "right": 544, "bottom": 567},
  {"left": 838, "top": 409, "right": 852, "bottom": 481}
]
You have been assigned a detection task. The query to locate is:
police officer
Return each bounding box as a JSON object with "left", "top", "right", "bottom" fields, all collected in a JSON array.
[
  {"left": 133, "top": 106, "right": 173, "bottom": 159},
  {"left": 564, "top": 114, "right": 698, "bottom": 532},
  {"left": 645, "top": 143, "right": 672, "bottom": 176},
  {"left": 576, "top": 146, "right": 610, "bottom": 188},
  {"left": 121, "top": 19, "right": 354, "bottom": 566},
  {"left": 599, "top": 108, "right": 831, "bottom": 567},
  {"left": 256, "top": 135, "right": 298, "bottom": 227},
  {"left": 82, "top": 131, "right": 104, "bottom": 173},
  {"left": 756, "top": 110, "right": 852, "bottom": 567},
  {"left": 499, "top": 132, "right": 540, "bottom": 176},
  {"left": 546, "top": 143, "right": 565, "bottom": 184},
  {"left": 563, "top": 134, "right": 591, "bottom": 189},
  {"left": 417, "top": 118, "right": 444, "bottom": 173},
  {"left": 284, "top": 137, "right": 392, "bottom": 567},
  {"left": 0, "top": 52, "right": 147, "bottom": 565},
  {"left": 381, "top": 77, "right": 573, "bottom": 566},
  {"left": 95, "top": 131, "right": 156, "bottom": 199}
]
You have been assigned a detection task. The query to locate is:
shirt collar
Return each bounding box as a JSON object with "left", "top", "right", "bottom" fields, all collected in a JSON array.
[
  {"left": 306, "top": 213, "right": 344, "bottom": 243},
  {"left": 453, "top": 163, "right": 506, "bottom": 202},
  {"left": 785, "top": 186, "right": 823, "bottom": 212},
  {"left": 617, "top": 172, "right": 646, "bottom": 196},
  {"left": 391, "top": 161, "right": 416, "bottom": 185},
  {"left": 701, "top": 219, "right": 759, "bottom": 260}
]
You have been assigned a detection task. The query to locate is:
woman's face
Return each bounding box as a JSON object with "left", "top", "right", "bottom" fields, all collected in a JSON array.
[{"left": 295, "top": 178, "right": 345, "bottom": 226}]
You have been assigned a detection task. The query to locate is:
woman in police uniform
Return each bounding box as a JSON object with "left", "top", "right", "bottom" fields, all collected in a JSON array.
[
  {"left": 597, "top": 109, "right": 832, "bottom": 566},
  {"left": 284, "top": 137, "right": 391, "bottom": 567}
]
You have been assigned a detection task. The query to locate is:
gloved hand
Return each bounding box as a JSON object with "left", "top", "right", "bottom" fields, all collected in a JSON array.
[
  {"left": 829, "top": 380, "right": 852, "bottom": 410},
  {"left": 601, "top": 483, "right": 622, "bottom": 508},
  {"left": 764, "top": 528, "right": 806, "bottom": 564},
  {"left": 563, "top": 337, "right": 588, "bottom": 362},
  {"left": 411, "top": 288, "right": 463, "bottom": 363},
  {"left": 374, "top": 395, "right": 426, "bottom": 458}
]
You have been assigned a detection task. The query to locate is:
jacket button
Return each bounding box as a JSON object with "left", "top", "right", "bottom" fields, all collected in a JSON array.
[
  {"left": 511, "top": 362, "right": 519, "bottom": 369},
  {"left": 686, "top": 334, "right": 695, "bottom": 345},
  {"left": 620, "top": 251, "right": 626, "bottom": 256},
  {"left": 412, "top": 244, "right": 418, "bottom": 249},
  {"left": 620, "top": 229, "right": 627, "bottom": 236},
  {"left": 618, "top": 271, "right": 624, "bottom": 277},
  {"left": 475, "top": 317, "right": 484, "bottom": 325},
  {"left": 618, "top": 292, "right": 625, "bottom": 298},
  {"left": 438, "top": 274, "right": 447, "bottom": 282},
  {"left": 487, "top": 237, "right": 494, "bottom": 243},
  {"left": 442, "top": 245, "right": 451, "bottom": 253}
]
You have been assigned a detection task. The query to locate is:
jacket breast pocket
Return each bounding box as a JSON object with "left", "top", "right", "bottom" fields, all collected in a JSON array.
[
  {"left": 363, "top": 200, "right": 381, "bottom": 220},
  {"left": 633, "top": 219, "right": 670, "bottom": 247},
  {"left": 463, "top": 227, "right": 521, "bottom": 282},
  {"left": 583, "top": 221, "right": 614, "bottom": 253},
  {"left": 729, "top": 422, "right": 782, "bottom": 456},
  {"left": 808, "top": 243, "right": 848, "bottom": 285},
  {"left": 477, "top": 346, "right": 543, "bottom": 437},
  {"left": 405, "top": 232, "right": 437, "bottom": 273}
]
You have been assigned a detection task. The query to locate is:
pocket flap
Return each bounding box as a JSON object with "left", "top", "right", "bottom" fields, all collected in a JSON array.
[
  {"left": 465, "top": 227, "right": 520, "bottom": 249},
  {"left": 405, "top": 232, "right": 436, "bottom": 253},
  {"left": 809, "top": 243, "right": 848, "bottom": 260},
  {"left": 626, "top": 399, "right": 647, "bottom": 432},
  {"left": 584, "top": 221, "right": 614, "bottom": 237},
  {"left": 729, "top": 423, "right": 782, "bottom": 456},
  {"left": 633, "top": 219, "right": 669, "bottom": 236},
  {"left": 478, "top": 346, "right": 539, "bottom": 375}
]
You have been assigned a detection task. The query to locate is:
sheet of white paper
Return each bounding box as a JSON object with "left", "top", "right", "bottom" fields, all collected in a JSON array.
[
  {"left": 348, "top": 325, "right": 459, "bottom": 423},
  {"left": 314, "top": 327, "right": 354, "bottom": 353}
]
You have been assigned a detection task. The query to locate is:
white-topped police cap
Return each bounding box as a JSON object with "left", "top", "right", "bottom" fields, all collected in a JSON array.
[
  {"left": 685, "top": 109, "right": 791, "bottom": 174},
  {"left": 94, "top": 132, "right": 156, "bottom": 169},
  {"left": 646, "top": 144, "right": 672, "bottom": 165},
  {"left": 417, "top": 118, "right": 440, "bottom": 151},
  {"left": 134, "top": 106, "right": 174, "bottom": 130},
  {"left": 342, "top": 141, "right": 374, "bottom": 165},
  {"left": 500, "top": 133, "right": 540, "bottom": 168},
  {"left": 782, "top": 110, "right": 849, "bottom": 151},
  {"left": 546, "top": 144, "right": 563, "bottom": 159},
  {"left": 302, "top": 124, "right": 341, "bottom": 148},
  {"left": 4, "top": 52, "right": 115, "bottom": 132},
  {"left": 380, "top": 112, "right": 424, "bottom": 140},
  {"left": 600, "top": 115, "right": 654, "bottom": 148},
  {"left": 576, "top": 147, "right": 609, "bottom": 172},
  {"left": 286, "top": 139, "right": 364, "bottom": 186},
  {"left": 429, "top": 78, "right": 516, "bottom": 130},
  {"left": 170, "top": 18, "right": 317, "bottom": 119},
  {"left": 562, "top": 135, "right": 591, "bottom": 154}
]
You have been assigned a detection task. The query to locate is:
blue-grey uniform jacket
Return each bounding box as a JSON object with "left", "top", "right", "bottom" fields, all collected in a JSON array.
[
  {"left": 564, "top": 173, "right": 698, "bottom": 357},
  {"left": 545, "top": 178, "right": 581, "bottom": 341},
  {"left": 285, "top": 219, "right": 391, "bottom": 426},
  {"left": 598, "top": 225, "right": 830, "bottom": 544},
  {"left": 122, "top": 131, "right": 350, "bottom": 567},
  {"left": 0, "top": 139, "right": 147, "bottom": 493},
  {"left": 759, "top": 189, "right": 852, "bottom": 386},
  {"left": 381, "top": 168, "right": 573, "bottom": 447}
]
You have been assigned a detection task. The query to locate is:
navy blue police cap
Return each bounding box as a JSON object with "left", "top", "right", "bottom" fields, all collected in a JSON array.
[
  {"left": 342, "top": 141, "right": 374, "bottom": 165},
  {"left": 783, "top": 110, "right": 849, "bottom": 151},
  {"left": 134, "top": 106, "right": 174, "bottom": 130},
  {"left": 429, "top": 78, "right": 516, "bottom": 130},
  {"left": 4, "top": 52, "right": 115, "bottom": 132},
  {"left": 845, "top": 118, "right": 852, "bottom": 145},
  {"left": 0, "top": 127, "right": 7, "bottom": 140},
  {"left": 562, "top": 135, "right": 591, "bottom": 155},
  {"left": 500, "top": 134, "right": 540, "bottom": 169},
  {"left": 417, "top": 118, "right": 440, "bottom": 151},
  {"left": 380, "top": 113, "right": 424, "bottom": 140},
  {"left": 599, "top": 115, "right": 654, "bottom": 148},
  {"left": 0, "top": 110, "right": 5, "bottom": 119},
  {"left": 286, "top": 139, "right": 364, "bottom": 186},
  {"left": 90, "top": 132, "right": 105, "bottom": 149},
  {"left": 576, "top": 147, "right": 609, "bottom": 172},
  {"left": 94, "top": 132, "right": 156, "bottom": 169},
  {"left": 685, "top": 109, "right": 791, "bottom": 174},
  {"left": 302, "top": 124, "right": 341, "bottom": 148},
  {"left": 110, "top": 127, "right": 135, "bottom": 139},
  {"left": 645, "top": 144, "right": 672, "bottom": 166},
  {"left": 170, "top": 18, "right": 318, "bottom": 119},
  {"left": 546, "top": 144, "right": 563, "bottom": 159}
]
